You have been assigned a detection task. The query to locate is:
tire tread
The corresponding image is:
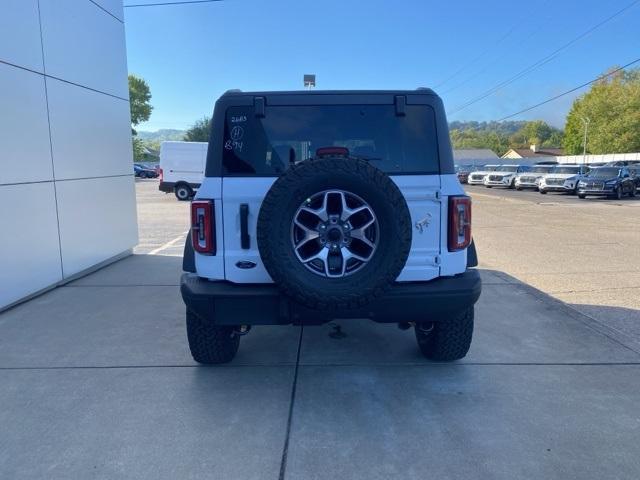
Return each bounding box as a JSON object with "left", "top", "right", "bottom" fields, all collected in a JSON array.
[
  {"left": 415, "top": 307, "right": 474, "bottom": 361},
  {"left": 186, "top": 309, "right": 239, "bottom": 364}
]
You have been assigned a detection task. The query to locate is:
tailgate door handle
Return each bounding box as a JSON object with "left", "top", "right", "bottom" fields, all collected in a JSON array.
[{"left": 240, "top": 204, "right": 250, "bottom": 249}]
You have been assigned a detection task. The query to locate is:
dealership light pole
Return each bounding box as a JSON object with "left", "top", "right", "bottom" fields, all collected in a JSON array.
[{"left": 580, "top": 116, "right": 590, "bottom": 164}]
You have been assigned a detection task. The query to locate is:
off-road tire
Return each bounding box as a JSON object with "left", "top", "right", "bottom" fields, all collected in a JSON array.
[
  {"left": 257, "top": 156, "right": 412, "bottom": 311},
  {"left": 415, "top": 307, "right": 474, "bottom": 361},
  {"left": 186, "top": 309, "right": 240, "bottom": 364},
  {"left": 175, "top": 183, "right": 193, "bottom": 201}
]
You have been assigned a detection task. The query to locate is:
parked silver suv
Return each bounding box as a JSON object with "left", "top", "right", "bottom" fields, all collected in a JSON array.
[
  {"left": 484, "top": 164, "right": 529, "bottom": 189},
  {"left": 514, "top": 164, "right": 555, "bottom": 190},
  {"left": 467, "top": 165, "right": 498, "bottom": 185},
  {"left": 539, "top": 164, "right": 589, "bottom": 194}
]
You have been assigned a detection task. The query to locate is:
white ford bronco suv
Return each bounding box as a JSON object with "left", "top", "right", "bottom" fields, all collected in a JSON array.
[{"left": 180, "top": 89, "right": 481, "bottom": 363}]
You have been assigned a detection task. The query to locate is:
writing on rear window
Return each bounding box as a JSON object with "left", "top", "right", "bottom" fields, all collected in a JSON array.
[{"left": 223, "top": 104, "right": 439, "bottom": 175}]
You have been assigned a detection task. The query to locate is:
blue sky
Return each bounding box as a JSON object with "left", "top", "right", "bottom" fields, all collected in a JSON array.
[{"left": 124, "top": 0, "right": 640, "bottom": 131}]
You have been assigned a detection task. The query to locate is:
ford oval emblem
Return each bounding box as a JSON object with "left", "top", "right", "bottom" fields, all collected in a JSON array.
[{"left": 236, "top": 261, "right": 257, "bottom": 269}]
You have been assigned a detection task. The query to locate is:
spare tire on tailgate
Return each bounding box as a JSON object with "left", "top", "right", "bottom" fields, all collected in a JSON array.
[{"left": 257, "top": 154, "right": 412, "bottom": 311}]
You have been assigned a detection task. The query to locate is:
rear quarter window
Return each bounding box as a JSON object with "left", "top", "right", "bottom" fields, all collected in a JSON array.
[{"left": 222, "top": 104, "right": 439, "bottom": 176}]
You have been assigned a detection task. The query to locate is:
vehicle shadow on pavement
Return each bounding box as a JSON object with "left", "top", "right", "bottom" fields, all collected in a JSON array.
[{"left": 1, "top": 254, "right": 638, "bottom": 368}]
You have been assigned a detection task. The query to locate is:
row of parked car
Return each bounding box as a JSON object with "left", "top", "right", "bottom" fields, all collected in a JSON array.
[
  {"left": 457, "top": 161, "right": 640, "bottom": 200},
  {"left": 134, "top": 163, "right": 159, "bottom": 178}
]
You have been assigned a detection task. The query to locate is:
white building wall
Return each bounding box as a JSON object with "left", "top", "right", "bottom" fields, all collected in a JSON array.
[{"left": 0, "top": 0, "right": 137, "bottom": 310}]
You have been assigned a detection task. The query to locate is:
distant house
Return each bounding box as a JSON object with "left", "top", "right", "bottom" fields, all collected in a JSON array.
[
  {"left": 453, "top": 149, "right": 499, "bottom": 166},
  {"left": 502, "top": 145, "right": 564, "bottom": 159}
]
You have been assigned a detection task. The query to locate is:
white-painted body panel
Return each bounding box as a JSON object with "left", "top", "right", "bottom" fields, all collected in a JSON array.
[
  {"left": 160, "top": 141, "right": 208, "bottom": 187},
  {"left": 391, "top": 175, "right": 440, "bottom": 282},
  {"left": 195, "top": 172, "right": 469, "bottom": 284},
  {"left": 220, "top": 178, "right": 276, "bottom": 283}
]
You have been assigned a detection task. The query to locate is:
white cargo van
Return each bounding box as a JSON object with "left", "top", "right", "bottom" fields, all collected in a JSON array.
[{"left": 159, "top": 141, "right": 208, "bottom": 200}]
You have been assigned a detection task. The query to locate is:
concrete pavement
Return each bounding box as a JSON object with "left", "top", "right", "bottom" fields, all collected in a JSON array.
[
  {"left": 1, "top": 253, "right": 639, "bottom": 479},
  {"left": 467, "top": 184, "right": 640, "bottom": 349}
]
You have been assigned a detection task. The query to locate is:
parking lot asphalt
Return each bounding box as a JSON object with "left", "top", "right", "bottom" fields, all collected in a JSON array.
[
  {"left": 133, "top": 178, "right": 189, "bottom": 256},
  {"left": 1, "top": 180, "right": 639, "bottom": 479},
  {"left": 466, "top": 184, "right": 640, "bottom": 350}
]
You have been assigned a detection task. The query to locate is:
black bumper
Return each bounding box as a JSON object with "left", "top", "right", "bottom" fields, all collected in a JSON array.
[
  {"left": 180, "top": 269, "right": 482, "bottom": 325},
  {"left": 159, "top": 181, "right": 174, "bottom": 193}
]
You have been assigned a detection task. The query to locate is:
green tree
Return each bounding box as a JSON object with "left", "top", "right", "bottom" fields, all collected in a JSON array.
[
  {"left": 508, "top": 120, "right": 561, "bottom": 148},
  {"left": 563, "top": 67, "right": 640, "bottom": 154},
  {"left": 132, "top": 137, "right": 145, "bottom": 161},
  {"left": 129, "top": 75, "right": 153, "bottom": 134},
  {"left": 184, "top": 116, "right": 212, "bottom": 142},
  {"left": 128, "top": 74, "right": 153, "bottom": 161}
]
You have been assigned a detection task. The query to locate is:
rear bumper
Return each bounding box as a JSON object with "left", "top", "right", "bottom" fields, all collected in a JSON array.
[
  {"left": 159, "top": 181, "right": 174, "bottom": 193},
  {"left": 180, "top": 269, "right": 482, "bottom": 326}
]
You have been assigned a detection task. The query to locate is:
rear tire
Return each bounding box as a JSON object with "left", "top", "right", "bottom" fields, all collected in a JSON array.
[
  {"left": 186, "top": 309, "right": 240, "bottom": 364},
  {"left": 415, "top": 307, "right": 474, "bottom": 361},
  {"left": 175, "top": 183, "right": 193, "bottom": 201}
]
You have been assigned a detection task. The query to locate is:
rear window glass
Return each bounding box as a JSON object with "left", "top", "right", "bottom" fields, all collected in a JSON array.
[{"left": 222, "top": 105, "right": 439, "bottom": 175}]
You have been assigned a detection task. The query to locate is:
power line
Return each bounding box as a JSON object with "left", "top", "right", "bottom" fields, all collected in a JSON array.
[
  {"left": 447, "top": 0, "right": 640, "bottom": 116},
  {"left": 123, "top": 0, "right": 223, "bottom": 7},
  {"left": 495, "top": 57, "right": 640, "bottom": 122},
  {"left": 434, "top": 0, "right": 554, "bottom": 90},
  {"left": 433, "top": 24, "right": 519, "bottom": 90},
  {"left": 440, "top": 20, "right": 550, "bottom": 95}
]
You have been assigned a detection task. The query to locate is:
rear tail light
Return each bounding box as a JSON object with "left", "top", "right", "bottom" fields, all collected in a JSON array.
[
  {"left": 191, "top": 200, "right": 216, "bottom": 254},
  {"left": 448, "top": 196, "right": 471, "bottom": 251},
  {"left": 159, "top": 168, "right": 163, "bottom": 182}
]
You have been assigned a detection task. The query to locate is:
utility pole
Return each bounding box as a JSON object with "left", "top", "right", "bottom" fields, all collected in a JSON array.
[{"left": 580, "top": 116, "right": 590, "bottom": 164}]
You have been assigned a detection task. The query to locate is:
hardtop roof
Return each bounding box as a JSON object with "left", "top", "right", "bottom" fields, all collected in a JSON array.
[{"left": 220, "top": 88, "right": 439, "bottom": 97}]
